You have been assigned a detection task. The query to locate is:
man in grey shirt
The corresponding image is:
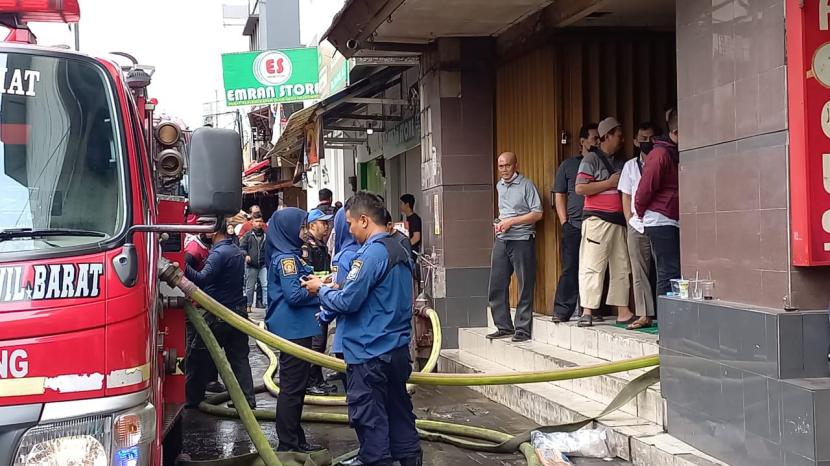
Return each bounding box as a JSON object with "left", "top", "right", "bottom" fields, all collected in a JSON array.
[{"left": 487, "top": 152, "right": 543, "bottom": 342}]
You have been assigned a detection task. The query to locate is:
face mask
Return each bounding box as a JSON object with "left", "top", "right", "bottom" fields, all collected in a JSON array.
[{"left": 639, "top": 140, "right": 655, "bottom": 157}]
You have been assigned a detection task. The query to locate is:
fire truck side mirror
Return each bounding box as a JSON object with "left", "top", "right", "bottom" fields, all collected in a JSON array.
[{"left": 188, "top": 128, "right": 243, "bottom": 215}]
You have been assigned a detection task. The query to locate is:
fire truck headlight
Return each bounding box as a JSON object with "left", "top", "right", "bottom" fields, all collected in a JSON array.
[
  {"left": 155, "top": 121, "right": 181, "bottom": 146},
  {"left": 14, "top": 416, "right": 109, "bottom": 466},
  {"left": 156, "top": 148, "right": 184, "bottom": 178},
  {"left": 113, "top": 403, "right": 155, "bottom": 448},
  {"left": 111, "top": 403, "right": 155, "bottom": 466}
]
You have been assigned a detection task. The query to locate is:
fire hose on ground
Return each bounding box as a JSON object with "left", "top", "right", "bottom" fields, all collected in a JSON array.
[
  {"left": 161, "top": 261, "right": 660, "bottom": 466},
  {"left": 253, "top": 309, "right": 442, "bottom": 406}
]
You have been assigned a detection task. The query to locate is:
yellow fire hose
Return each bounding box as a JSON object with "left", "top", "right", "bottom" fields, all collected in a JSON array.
[{"left": 166, "top": 261, "right": 660, "bottom": 466}]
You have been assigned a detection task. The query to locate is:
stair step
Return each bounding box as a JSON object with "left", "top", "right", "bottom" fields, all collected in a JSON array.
[
  {"left": 459, "top": 327, "right": 664, "bottom": 426},
  {"left": 439, "top": 350, "right": 727, "bottom": 466},
  {"left": 487, "top": 312, "right": 660, "bottom": 362}
]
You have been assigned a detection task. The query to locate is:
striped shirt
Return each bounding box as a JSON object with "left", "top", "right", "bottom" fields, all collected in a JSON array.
[{"left": 576, "top": 148, "right": 626, "bottom": 225}]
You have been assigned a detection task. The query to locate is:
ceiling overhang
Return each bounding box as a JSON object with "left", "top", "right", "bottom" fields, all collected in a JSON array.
[
  {"left": 324, "top": 0, "right": 555, "bottom": 58},
  {"left": 325, "top": 0, "right": 675, "bottom": 59}
]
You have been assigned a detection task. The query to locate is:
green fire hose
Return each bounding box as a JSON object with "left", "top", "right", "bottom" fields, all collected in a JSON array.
[
  {"left": 161, "top": 263, "right": 659, "bottom": 386},
  {"left": 253, "top": 309, "right": 442, "bottom": 406},
  {"left": 167, "top": 260, "right": 660, "bottom": 466},
  {"left": 186, "top": 304, "right": 544, "bottom": 466}
]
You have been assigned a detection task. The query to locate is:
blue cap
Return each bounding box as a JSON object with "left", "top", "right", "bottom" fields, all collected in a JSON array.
[{"left": 307, "top": 209, "right": 333, "bottom": 224}]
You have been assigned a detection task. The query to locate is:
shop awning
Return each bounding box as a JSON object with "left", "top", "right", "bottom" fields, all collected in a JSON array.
[
  {"left": 243, "top": 179, "right": 297, "bottom": 195},
  {"left": 266, "top": 66, "right": 412, "bottom": 166},
  {"left": 243, "top": 159, "right": 270, "bottom": 176},
  {"left": 267, "top": 104, "right": 319, "bottom": 167}
]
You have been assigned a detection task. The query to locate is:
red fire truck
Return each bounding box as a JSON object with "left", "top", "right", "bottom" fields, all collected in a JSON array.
[{"left": 0, "top": 2, "right": 242, "bottom": 465}]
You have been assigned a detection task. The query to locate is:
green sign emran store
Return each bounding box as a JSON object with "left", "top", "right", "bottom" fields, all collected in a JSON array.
[{"left": 222, "top": 48, "right": 320, "bottom": 106}]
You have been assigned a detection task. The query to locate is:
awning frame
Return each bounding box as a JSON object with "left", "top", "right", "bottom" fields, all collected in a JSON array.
[{"left": 266, "top": 66, "right": 414, "bottom": 168}]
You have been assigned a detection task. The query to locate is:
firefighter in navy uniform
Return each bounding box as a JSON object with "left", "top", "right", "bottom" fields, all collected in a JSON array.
[
  {"left": 265, "top": 207, "right": 322, "bottom": 453},
  {"left": 183, "top": 217, "right": 256, "bottom": 409},
  {"left": 303, "top": 208, "right": 336, "bottom": 395},
  {"left": 302, "top": 192, "right": 422, "bottom": 466}
]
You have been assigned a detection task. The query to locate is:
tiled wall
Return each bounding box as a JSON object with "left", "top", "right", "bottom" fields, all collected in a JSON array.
[
  {"left": 419, "top": 38, "right": 496, "bottom": 347},
  {"left": 661, "top": 297, "right": 830, "bottom": 466},
  {"left": 677, "top": 0, "right": 792, "bottom": 309}
]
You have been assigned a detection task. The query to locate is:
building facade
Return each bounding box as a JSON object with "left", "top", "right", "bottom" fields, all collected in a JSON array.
[{"left": 321, "top": 1, "right": 830, "bottom": 465}]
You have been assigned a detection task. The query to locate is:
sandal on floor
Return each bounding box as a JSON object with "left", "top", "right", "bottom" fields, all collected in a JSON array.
[
  {"left": 627, "top": 318, "right": 653, "bottom": 330},
  {"left": 577, "top": 314, "right": 595, "bottom": 327},
  {"left": 616, "top": 315, "right": 638, "bottom": 325}
]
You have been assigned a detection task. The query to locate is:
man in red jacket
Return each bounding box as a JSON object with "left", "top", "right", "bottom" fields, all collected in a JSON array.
[{"left": 635, "top": 108, "right": 680, "bottom": 318}]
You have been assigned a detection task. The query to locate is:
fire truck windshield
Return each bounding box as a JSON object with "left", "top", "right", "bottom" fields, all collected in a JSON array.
[{"left": 0, "top": 52, "right": 127, "bottom": 254}]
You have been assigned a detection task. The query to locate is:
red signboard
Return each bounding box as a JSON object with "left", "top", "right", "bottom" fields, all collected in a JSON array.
[{"left": 787, "top": 0, "right": 830, "bottom": 265}]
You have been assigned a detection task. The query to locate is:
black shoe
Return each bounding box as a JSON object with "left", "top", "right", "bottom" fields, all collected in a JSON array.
[
  {"left": 397, "top": 453, "right": 424, "bottom": 466},
  {"left": 306, "top": 385, "right": 330, "bottom": 396},
  {"left": 206, "top": 381, "right": 226, "bottom": 393},
  {"left": 318, "top": 383, "right": 337, "bottom": 394},
  {"left": 551, "top": 315, "right": 566, "bottom": 323},
  {"left": 486, "top": 330, "right": 514, "bottom": 340},
  {"left": 325, "top": 373, "right": 344, "bottom": 383},
  {"left": 339, "top": 459, "right": 366, "bottom": 466},
  {"left": 299, "top": 442, "right": 323, "bottom": 452},
  {"left": 227, "top": 400, "right": 256, "bottom": 410},
  {"left": 511, "top": 334, "right": 530, "bottom": 343}
]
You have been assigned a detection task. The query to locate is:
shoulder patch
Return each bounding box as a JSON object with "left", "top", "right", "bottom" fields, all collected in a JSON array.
[
  {"left": 281, "top": 258, "right": 297, "bottom": 276},
  {"left": 346, "top": 260, "right": 363, "bottom": 281}
]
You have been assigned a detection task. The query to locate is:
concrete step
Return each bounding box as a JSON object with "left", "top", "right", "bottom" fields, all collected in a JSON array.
[
  {"left": 458, "top": 327, "right": 664, "bottom": 426},
  {"left": 488, "top": 311, "right": 660, "bottom": 362},
  {"left": 439, "top": 350, "right": 727, "bottom": 466}
]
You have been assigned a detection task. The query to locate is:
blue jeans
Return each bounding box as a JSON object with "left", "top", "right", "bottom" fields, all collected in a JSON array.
[{"left": 245, "top": 266, "right": 267, "bottom": 307}]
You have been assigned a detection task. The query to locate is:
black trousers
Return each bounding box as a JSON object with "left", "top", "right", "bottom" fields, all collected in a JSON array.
[
  {"left": 645, "top": 225, "right": 681, "bottom": 296},
  {"left": 255, "top": 280, "right": 264, "bottom": 307},
  {"left": 307, "top": 323, "right": 329, "bottom": 387},
  {"left": 185, "top": 320, "right": 255, "bottom": 408},
  {"left": 488, "top": 238, "right": 536, "bottom": 337},
  {"left": 552, "top": 223, "right": 581, "bottom": 320},
  {"left": 276, "top": 337, "right": 313, "bottom": 451},
  {"left": 346, "top": 346, "right": 421, "bottom": 465},
  {"left": 184, "top": 320, "right": 219, "bottom": 384}
]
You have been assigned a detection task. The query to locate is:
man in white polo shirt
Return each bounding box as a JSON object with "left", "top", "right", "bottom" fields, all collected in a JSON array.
[{"left": 618, "top": 122, "right": 659, "bottom": 330}]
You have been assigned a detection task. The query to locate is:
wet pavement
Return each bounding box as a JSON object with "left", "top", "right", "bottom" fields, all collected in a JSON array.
[{"left": 181, "top": 309, "right": 628, "bottom": 465}]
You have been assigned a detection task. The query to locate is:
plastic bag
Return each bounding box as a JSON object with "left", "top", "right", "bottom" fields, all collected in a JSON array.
[
  {"left": 531, "top": 427, "right": 612, "bottom": 459},
  {"left": 532, "top": 441, "right": 572, "bottom": 466}
]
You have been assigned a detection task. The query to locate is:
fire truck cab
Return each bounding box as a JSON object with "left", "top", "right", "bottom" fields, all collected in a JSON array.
[{"left": 0, "top": 2, "right": 243, "bottom": 465}]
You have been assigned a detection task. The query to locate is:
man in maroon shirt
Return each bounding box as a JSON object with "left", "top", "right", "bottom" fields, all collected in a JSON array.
[{"left": 635, "top": 108, "right": 680, "bottom": 309}]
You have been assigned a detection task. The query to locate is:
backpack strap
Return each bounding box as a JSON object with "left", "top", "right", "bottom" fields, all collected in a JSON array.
[
  {"left": 596, "top": 151, "right": 617, "bottom": 176},
  {"left": 375, "top": 234, "right": 413, "bottom": 285}
]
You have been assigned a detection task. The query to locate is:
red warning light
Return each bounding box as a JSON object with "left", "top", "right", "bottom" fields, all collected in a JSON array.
[{"left": 0, "top": 0, "right": 81, "bottom": 23}]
